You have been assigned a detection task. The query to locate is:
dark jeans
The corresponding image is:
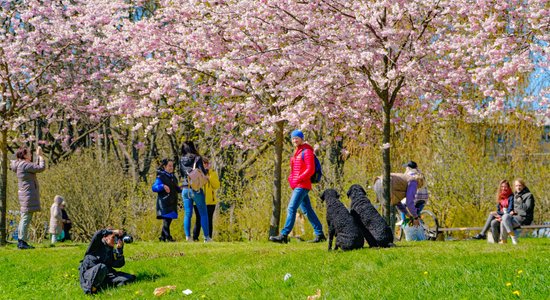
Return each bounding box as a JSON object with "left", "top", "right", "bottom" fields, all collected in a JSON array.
[
  {"left": 480, "top": 213, "right": 501, "bottom": 240},
  {"left": 61, "top": 227, "right": 72, "bottom": 241},
  {"left": 81, "top": 264, "right": 136, "bottom": 294},
  {"left": 193, "top": 204, "right": 216, "bottom": 240}
]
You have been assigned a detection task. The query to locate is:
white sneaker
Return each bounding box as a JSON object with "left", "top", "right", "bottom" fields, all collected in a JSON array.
[
  {"left": 511, "top": 236, "right": 519, "bottom": 245},
  {"left": 204, "top": 237, "right": 213, "bottom": 243}
]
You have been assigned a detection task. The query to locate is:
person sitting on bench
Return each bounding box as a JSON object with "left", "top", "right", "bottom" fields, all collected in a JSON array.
[
  {"left": 473, "top": 180, "right": 514, "bottom": 241},
  {"left": 500, "top": 178, "right": 535, "bottom": 245}
]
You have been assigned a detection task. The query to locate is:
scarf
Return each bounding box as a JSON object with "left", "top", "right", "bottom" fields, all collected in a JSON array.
[{"left": 498, "top": 187, "right": 513, "bottom": 208}]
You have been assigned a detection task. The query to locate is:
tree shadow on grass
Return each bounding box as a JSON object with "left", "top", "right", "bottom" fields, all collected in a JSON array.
[{"left": 134, "top": 270, "right": 166, "bottom": 283}]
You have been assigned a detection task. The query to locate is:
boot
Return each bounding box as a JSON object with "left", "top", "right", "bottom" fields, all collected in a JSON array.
[
  {"left": 269, "top": 234, "right": 289, "bottom": 244},
  {"left": 472, "top": 233, "right": 486, "bottom": 240},
  {"left": 18, "top": 240, "right": 34, "bottom": 250},
  {"left": 308, "top": 234, "right": 326, "bottom": 243}
]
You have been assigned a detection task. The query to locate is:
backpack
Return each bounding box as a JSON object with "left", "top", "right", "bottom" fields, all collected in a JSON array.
[
  {"left": 188, "top": 156, "right": 208, "bottom": 191},
  {"left": 301, "top": 150, "right": 322, "bottom": 184}
]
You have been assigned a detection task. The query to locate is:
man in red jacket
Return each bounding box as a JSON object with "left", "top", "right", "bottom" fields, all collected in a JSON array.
[{"left": 269, "top": 130, "right": 326, "bottom": 244}]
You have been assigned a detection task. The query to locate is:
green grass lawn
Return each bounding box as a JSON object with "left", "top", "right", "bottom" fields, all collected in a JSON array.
[{"left": 1, "top": 238, "right": 549, "bottom": 299}]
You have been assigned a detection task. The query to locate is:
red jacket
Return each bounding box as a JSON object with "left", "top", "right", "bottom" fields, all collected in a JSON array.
[{"left": 288, "top": 143, "right": 315, "bottom": 190}]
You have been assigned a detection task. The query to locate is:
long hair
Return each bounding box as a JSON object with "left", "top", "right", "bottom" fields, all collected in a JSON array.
[
  {"left": 181, "top": 141, "right": 200, "bottom": 156},
  {"left": 495, "top": 179, "right": 511, "bottom": 204}
]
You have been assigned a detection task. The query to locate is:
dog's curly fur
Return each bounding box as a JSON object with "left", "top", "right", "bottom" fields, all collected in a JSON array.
[
  {"left": 348, "top": 184, "right": 394, "bottom": 248},
  {"left": 320, "top": 189, "right": 364, "bottom": 251}
]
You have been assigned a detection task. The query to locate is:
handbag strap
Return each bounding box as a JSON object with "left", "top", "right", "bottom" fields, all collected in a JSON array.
[{"left": 192, "top": 156, "right": 200, "bottom": 170}]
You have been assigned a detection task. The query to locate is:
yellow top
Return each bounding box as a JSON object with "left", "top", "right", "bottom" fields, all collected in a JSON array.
[{"left": 204, "top": 170, "right": 220, "bottom": 205}]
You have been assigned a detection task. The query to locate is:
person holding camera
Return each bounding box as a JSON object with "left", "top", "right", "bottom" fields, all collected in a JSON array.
[
  {"left": 79, "top": 229, "right": 136, "bottom": 294},
  {"left": 10, "top": 146, "right": 46, "bottom": 250}
]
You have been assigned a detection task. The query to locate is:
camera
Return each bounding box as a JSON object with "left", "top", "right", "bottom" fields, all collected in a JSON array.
[{"left": 115, "top": 234, "right": 133, "bottom": 244}]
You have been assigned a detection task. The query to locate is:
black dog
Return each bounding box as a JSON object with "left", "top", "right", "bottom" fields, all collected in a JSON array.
[
  {"left": 348, "top": 184, "right": 394, "bottom": 248},
  {"left": 320, "top": 189, "right": 364, "bottom": 251}
]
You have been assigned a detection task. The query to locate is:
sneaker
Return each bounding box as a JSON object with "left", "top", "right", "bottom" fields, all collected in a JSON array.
[
  {"left": 308, "top": 234, "right": 327, "bottom": 243},
  {"left": 185, "top": 236, "right": 194, "bottom": 242},
  {"left": 269, "top": 234, "right": 289, "bottom": 244},
  {"left": 472, "top": 233, "right": 486, "bottom": 240},
  {"left": 204, "top": 237, "right": 213, "bottom": 243},
  {"left": 511, "top": 236, "right": 519, "bottom": 245}
]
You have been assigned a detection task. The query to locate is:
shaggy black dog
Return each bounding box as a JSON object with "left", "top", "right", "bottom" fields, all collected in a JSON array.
[
  {"left": 348, "top": 184, "right": 394, "bottom": 248},
  {"left": 320, "top": 189, "right": 364, "bottom": 251}
]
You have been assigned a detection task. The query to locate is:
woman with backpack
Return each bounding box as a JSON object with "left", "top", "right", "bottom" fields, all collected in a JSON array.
[
  {"left": 269, "top": 130, "right": 326, "bottom": 244},
  {"left": 179, "top": 141, "right": 212, "bottom": 242}
]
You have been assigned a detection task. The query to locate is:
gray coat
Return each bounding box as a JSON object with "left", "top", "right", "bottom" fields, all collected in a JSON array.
[{"left": 10, "top": 157, "right": 46, "bottom": 213}]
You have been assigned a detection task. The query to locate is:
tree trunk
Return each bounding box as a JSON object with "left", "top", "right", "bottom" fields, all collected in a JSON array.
[
  {"left": 0, "top": 129, "right": 8, "bottom": 245},
  {"left": 269, "top": 121, "right": 284, "bottom": 237},
  {"left": 382, "top": 105, "right": 392, "bottom": 227},
  {"left": 328, "top": 138, "right": 345, "bottom": 189}
]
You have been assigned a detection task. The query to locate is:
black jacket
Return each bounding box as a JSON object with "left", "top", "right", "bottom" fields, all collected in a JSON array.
[
  {"left": 79, "top": 230, "right": 125, "bottom": 274},
  {"left": 179, "top": 154, "right": 206, "bottom": 187},
  {"left": 513, "top": 187, "right": 535, "bottom": 225},
  {"left": 154, "top": 169, "right": 181, "bottom": 218}
]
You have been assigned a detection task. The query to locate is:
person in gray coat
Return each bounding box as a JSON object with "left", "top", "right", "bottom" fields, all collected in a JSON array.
[{"left": 10, "top": 146, "right": 45, "bottom": 249}]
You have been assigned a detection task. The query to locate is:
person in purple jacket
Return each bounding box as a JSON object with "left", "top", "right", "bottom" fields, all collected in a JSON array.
[
  {"left": 374, "top": 161, "right": 426, "bottom": 230},
  {"left": 397, "top": 161, "right": 425, "bottom": 227}
]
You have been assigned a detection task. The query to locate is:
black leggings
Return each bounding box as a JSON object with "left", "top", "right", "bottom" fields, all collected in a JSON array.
[
  {"left": 193, "top": 205, "right": 216, "bottom": 240},
  {"left": 161, "top": 218, "right": 173, "bottom": 239}
]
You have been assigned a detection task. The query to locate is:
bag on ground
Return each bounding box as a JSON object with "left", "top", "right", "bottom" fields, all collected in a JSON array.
[{"left": 403, "top": 224, "right": 426, "bottom": 241}]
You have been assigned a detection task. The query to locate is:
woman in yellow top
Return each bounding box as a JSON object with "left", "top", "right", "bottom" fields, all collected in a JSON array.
[{"left": 192, "top": 158, "right": 220, "bottom": 241}]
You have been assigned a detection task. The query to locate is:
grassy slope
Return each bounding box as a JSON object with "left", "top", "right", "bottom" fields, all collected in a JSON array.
[{"left": 0, "top": 238, "right": 548, "bottom": 300}]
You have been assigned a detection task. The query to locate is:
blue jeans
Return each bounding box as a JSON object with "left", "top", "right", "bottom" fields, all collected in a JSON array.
[
  {"left": 281, "top": 188, "right": 324, "bottom": 236},
  {"left": 182, "top": 188, "right": 209, "bottom": 238}
]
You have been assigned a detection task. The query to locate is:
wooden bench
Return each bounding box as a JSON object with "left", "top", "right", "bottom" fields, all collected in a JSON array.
[
  {"left": 438, "top": 225, "right": 550, "bottom": 232},
  {"left": 436, "top": 224, "right": 550, "bottom": 240}
]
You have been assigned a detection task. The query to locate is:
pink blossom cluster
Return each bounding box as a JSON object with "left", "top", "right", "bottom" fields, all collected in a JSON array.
[{"left": 1, "top": 0, "right": 548, "bottom": 148}]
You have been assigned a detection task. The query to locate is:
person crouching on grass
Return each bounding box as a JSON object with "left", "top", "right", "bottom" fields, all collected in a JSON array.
[{"left": 79, "top": 229, "right": 136, "bottom": 294}]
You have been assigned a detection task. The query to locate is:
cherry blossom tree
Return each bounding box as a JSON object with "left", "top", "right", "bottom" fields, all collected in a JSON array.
[
  {"left": 122, "top": 0, "right": 548, "bottom": 231},
  {"left": 288, "top": 0, "right": 550, "bottom": 223},
  {"left": 112, "top": 0, "right": 334, "bottom": 236},
  {"left": 0, "top": 0, "right": 134, "bottom": 245}
]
